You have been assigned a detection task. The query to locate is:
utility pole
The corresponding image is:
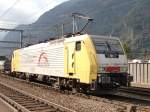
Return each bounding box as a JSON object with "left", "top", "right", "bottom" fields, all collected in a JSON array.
[
  {"left": 0, "top": 28, "right": 23, "bottom": 48},
  {"left": 20, "top": 30, "right": 23, "bottom": 48},
  {"left": 72, "top": 15, "right": 75, "bottom": 34},
  {"left": 61, "top": 24, "right": 64, "bottom": 37}
]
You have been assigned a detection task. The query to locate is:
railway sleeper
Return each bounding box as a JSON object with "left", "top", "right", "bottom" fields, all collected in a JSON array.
[
  {"left": 20, "top": 102, "right": 45, "bottom": 106},
  {"left": 8, "top": 95, "right": 33, "bottom": 99},
  {"left": 7, "top": 94, "right": 27, "bottom": 97},
  {"left": 24, "top": 104, "right": 48, "bottom": 108},
  {"left": 16, "top": 100, "right": 39, "bottom": 104},
  {"left": 40, "top": 110, "right": 59, "bottom": 112},
  {"left": 10, "top": 97, "right": 32, "bottom": 101},
  {"left": 11, "top": 98, "right": 36, "bottom": 102},
  {"left": 43, "top": 108, "right": 61, "bottom": 112},
  {"left": 9, "top": 96, "right": 29, "bottom": 99},
  {"left": 16, "top": 101, "right": 40, "bottom": 105},
  {"left": 28, "top": 106, "right": 55, "bottom": 111},
  {"left": 32, "top": 108, "right": 59, "bottom": 112}
]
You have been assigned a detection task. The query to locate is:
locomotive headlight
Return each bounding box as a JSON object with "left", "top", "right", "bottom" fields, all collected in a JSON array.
[
  {"left": 120, "top": 67, "right": 127, "bottom": 72},
  {"left": 99, "top": 67, "right": 105, "bottom": 72}
]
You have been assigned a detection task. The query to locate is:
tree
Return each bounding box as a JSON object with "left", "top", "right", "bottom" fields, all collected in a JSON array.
[{"left": 123, "top": 42, "right": 132, "bottom": 59}]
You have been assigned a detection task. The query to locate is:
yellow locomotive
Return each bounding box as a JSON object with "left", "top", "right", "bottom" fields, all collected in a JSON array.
[{"left": 11, "top": 34, "right": 131, "bottom": 93}]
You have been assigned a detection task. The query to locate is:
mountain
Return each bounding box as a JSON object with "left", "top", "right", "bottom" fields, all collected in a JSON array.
[
  {"left": 3, "top": 0, "right": 150, "bottom": 56},
  {"left": 119, "top": 0, "right": 150, "bottom": 52}
]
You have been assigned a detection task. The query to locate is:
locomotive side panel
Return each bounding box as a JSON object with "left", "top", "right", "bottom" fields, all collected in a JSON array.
[
  {"left": 64, "top": 35, "right": 98, "bottom": 84},
  {"left": 12, "top": 42, "right": 65, "bottom": 77},
  {"left": 74, "top": 36, "right": 98, "bottom": 84}
]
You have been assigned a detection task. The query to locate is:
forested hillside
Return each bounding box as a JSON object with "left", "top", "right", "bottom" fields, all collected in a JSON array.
[
  {"left": 119, "top": 0, "right": 150, "bottom": 52},
  {"left": 4, "top": 0, "right": 150, "bottom": 54}
]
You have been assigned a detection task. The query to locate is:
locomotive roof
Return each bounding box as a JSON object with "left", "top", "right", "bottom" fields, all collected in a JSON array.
[
  {"left": 90, "top": 35, "right": 120, "bottom": 40},
  {"left": 13, "top": 34, "right": 120, "bottom": 52},
  {"left": 64, "top": 34, "right": 120, "bottom": 42}
]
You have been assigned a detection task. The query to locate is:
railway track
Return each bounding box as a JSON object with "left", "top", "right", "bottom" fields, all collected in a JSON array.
[
  {"left": 2, "top": 74, "right": 150, "bottom": 103},
  {"left": 0, "top": 74, "right": 150, "bottom": 112},
  {"left": 119, "top": 86, "right": 150, "bottom": 96},
  {"left": 115, "top": 86, "right": 150, "bottom": 102},
  {"left": 0, "top": 81, "right": 76, "bottom": 112}
]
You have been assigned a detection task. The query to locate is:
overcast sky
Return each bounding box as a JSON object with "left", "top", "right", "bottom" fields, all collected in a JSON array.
[{"left": 0, "top": 0, "right": 69, "bottom": 28}]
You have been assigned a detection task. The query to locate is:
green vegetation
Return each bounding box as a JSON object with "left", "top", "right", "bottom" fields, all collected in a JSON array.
[{"left": 122, "top": 42, "right": 132, "bottom": 59}]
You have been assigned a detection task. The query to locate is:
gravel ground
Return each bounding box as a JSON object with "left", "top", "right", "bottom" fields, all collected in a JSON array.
[
  {"left": 0, "top": 75, "right": 150, "bottom": 112},
  {"left": 0, "top": 98, "right": 16, "bottom": 112}
]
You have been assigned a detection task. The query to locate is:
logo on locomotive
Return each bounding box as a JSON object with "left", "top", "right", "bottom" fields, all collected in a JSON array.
[{"left": 38, "top": 52, "right": 49, "bottom": 67}]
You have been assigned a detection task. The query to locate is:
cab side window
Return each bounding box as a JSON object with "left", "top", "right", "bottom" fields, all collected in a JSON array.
[{"left": 76, "top": 41, "right": 81, "bottom": 51}]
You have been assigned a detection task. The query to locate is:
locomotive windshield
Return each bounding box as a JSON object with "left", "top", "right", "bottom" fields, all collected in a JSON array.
[{"left": 91, "top": 36, "right": 124, "bottom": 55}]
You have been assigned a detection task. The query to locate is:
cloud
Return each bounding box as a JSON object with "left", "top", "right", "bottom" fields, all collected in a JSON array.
[
  {"left": 0, "top": 0, "right": 70, "bottom": 56},
  {"left": 0, "top": 0, "right": 69, "bottom": 25}
]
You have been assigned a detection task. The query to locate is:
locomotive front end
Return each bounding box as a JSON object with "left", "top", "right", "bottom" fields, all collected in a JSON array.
[{"left": 91, "top": 35, "right": 132, "bottom": 91}]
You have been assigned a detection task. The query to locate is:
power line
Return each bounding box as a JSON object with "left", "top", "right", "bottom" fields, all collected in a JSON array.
[
  {"left": 0, "top": 2, "right": 98, "bottom": 33},
  {"left": 0, "top": 20, "right": 71, "bottom": 31},
  {"left": 0, "top": 28, "right": 23, "bottom": 32},
  {"left": 0, "top": 41, "right": 21, "bottom": 44},
  {"left": 0, "top": 1, "right": 93, "bottom": 29},
  {"left": 29, "top": 0, "right": 62, "bottom": 22},
  {"left": 0, "top": 46, "right": 18, "bottom": 49},
  {"left": 0, "top": 0, "right": 20, "bottom": 18},
  {"left": 0, "top": 1, "right": 72, "bottom": 29}
]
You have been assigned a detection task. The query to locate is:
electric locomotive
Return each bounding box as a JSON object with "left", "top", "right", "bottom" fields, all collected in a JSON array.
[{"left": 11, "top": 34, "right": 132, "bottom": 94}]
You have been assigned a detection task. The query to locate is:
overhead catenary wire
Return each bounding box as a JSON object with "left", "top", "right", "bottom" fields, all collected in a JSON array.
[
  {"left": 0, "top": 1, "right": 99, "bottom": 50},
  {"left": 0, "top": 12, "right": 91, "bottom": 50},
  {"left": 0, "top": 0, "right": 134, "bottom": 30},
  {"left": 0, "top": 46, "right": 18, "bottom": 49},
  {"left": 0, "top": 20, "right": 72, "bottom": 32},
  {"left": 0, "top": 0, "right": 141, "bottom": 49},
  {"left": 0, "top": 3, "right": 143, "bottom": 35},
  {"left": 0, "top": 0, "right": 64, "bottom": 28},
  {"left": 28, "top": 0, "right": 64, "bottom": 22},
  {"left": 0, "top": 0, "right": 20, "bottom": 18}
]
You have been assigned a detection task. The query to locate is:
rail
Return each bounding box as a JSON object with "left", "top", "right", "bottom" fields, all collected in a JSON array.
[
  {"left": 0, "top": 81, "right": 76, "bottom": 112},
  {"left": 116, "top": 86, "right": 150, "bottom": 102}
]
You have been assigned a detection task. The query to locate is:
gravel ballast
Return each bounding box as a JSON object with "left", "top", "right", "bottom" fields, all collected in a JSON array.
[{"left": 0, "top": 75, "right": 149, "bottom": 112}]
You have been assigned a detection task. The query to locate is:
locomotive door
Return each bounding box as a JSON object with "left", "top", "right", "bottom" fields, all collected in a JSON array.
[{"left": 67, "top": 42, "right": 75, "bottom": 75}]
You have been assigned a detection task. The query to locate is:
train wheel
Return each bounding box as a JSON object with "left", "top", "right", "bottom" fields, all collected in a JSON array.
[
  {"left": 72, "top": 88, "right": 78, "bottom": 94},
  {"left": 42, "top": 75, "right": 49, "bottom": 82},
  {"left": 80, "top": 85, "right": 91, "bottom": 94},
  {"left": 28, "top": 74, "right": 38, "bottom": 82},
  {"left": 29, "top": 75, "right": 35, "bottom": 82},
  {"left": 20, "top": 73, "right": 26, "bottom": 80}
]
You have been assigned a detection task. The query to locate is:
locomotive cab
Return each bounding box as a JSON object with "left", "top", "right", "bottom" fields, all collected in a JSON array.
[{"left": 90, "top": 35, "right": 131, "bottom": 91}]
